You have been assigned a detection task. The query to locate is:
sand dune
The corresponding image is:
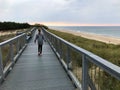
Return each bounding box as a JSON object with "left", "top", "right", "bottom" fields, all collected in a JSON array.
[{"left": 55, "top": 29, "right": 120, "bottom": 45}]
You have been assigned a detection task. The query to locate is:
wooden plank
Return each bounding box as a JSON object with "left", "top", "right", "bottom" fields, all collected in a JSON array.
[{"left": 0, "top": 31, "right": 75, "bottom": 90}]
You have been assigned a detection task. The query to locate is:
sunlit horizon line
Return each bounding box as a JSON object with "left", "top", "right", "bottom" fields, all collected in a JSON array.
[{"left": 29, "top": 22, "right": 120, "bottom": 26}]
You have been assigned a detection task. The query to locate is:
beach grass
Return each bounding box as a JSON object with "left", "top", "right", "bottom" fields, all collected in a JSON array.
[
  {"left": 48, "top": 29, "right": 120, "bottom": 66},
  {"left": 0, "top": 34, "right": 15, "bottom": 43},
  {"left": 0, "top": 28, "right": 31, "bottom": 68},
  {"left": 48, "top": 29, "right": 120, "bottom": 90}
]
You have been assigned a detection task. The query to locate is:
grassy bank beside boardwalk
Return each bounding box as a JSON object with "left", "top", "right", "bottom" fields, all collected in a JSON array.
[
  {"left": 48, "top": 29, "right": 120, "bottom": 66},
  {"left": 48, "top": 29, "right": 120, "bottom": 90},
  {"left": 0, "top": 28, "right": 32, "bottom": 67},
  {"left": 0, "top": 28, "right": 31, "bottom": 43},
  {"left": 0, "top": 34, "right": 15, "bottom": 43}
]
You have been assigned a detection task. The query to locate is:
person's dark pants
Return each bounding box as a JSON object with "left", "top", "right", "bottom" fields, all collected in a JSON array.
[{"left": 38, "top": 44, "right": 42, "bottom": 53}]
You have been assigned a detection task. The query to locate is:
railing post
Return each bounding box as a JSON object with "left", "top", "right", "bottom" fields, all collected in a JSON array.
[
  {"left": 23, "top": 34, "right": 28, "bottom": 46},
  {"left": 16, "top": 39, "right": 20, "bottom": 53},
  {"left": 55, "top": 38, "right": 57, "bottom": 51},
  {"left": 82, "top": 54, "right": 89, "bottom": 90},
  {"left": 0, "top": 47, "right": 4, "bottom": 81},
  {"left": 10, "top": 43, "right": 14, "bottom": 63},
  {"left": 53, "top": 37, "right": 55, "bottom": 49},
  {"left": 59, "top": 40, "right": 62, "bottom": 59},
  {"left": 50, "top": 34, "right": 52, "bottom": 43},
  {"left": 21, "top": 36, "right": 24, "bottom": 47},
  {"left": 21, "top": 36, "right": 24, "bottom": 48},
  {"left": 52, "top": 35, "right": 54, "bottom": 45},
  {"left": 66, "top": 46, "right": 71, "bottom": 70},
  {"left": 57, "top": 40, "right": 61, "bottom": 55}
]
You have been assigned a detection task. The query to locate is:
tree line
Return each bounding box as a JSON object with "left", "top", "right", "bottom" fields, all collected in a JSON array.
[
  {"left": 0, "top": 22, "right": 31, "bottom": 31},
  {"left": 33, "top": 23, "right": 49, "bottom": 29}
]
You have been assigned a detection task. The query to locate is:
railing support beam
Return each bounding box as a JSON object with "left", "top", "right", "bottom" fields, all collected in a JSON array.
[
  {"left": 82, "top": 55, "right": 89, "bottom": 90},
  {"left": 0, "top": 47, "right": 4, "bottom": 82},
  {"left": 10, "top": 43, "right": 14, "bottom": 64},
  {"left": 66, "top": 46, "right": 71, "bottom": 70}
]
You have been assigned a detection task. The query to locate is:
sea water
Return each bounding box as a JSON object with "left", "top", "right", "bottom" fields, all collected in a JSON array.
[{"left": 50, "top": 26, "right": 120, "bottom": 38}]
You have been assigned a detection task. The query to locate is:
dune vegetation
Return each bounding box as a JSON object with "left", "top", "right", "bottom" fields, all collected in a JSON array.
[
  {"left": 48, "top": 29, "right": 120, "bottom": 90},
  {"left": 48, "top": 29, "right": 120, "bottom": 66}
]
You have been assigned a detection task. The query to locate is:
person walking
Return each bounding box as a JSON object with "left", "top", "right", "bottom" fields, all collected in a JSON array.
[{"left": 34, "top": 28, "right": 45, "bottom": 55}]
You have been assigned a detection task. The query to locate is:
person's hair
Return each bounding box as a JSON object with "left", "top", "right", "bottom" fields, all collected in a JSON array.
[{"left": 38, "top": 28, "right": 41, "bottom": 33}]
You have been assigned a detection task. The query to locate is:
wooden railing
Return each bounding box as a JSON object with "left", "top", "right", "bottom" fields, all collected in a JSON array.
[
  {"left": 43, "top": 28, "right": 120, "bottom": 90},
  {"left": 0, "top": 27, "right": 36, "bottom": 83}
]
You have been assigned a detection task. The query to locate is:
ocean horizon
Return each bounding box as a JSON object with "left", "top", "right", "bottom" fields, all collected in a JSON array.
[{"left": 49, "top": 26, "right": 120, "bottom": 38}]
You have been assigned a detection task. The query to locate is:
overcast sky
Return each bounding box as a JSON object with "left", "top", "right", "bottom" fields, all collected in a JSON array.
[{"left": 0, "top": 0, "right": 120, "bottom": 26}]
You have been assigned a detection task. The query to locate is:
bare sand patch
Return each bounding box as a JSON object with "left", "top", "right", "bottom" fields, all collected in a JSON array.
[{"left": 54, "top": 29, "right": 120, "bottom": 45}]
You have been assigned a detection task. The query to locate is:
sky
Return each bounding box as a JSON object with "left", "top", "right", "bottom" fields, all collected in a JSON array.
[{"left": 0, "top": 0, "right": 120, "bottom": 26}]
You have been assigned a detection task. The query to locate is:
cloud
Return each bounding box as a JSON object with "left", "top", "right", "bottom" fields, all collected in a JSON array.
[
  {"left": 0, "top": 0, "right": 120, "bottom": 25},
  {"left": 64, "top": 0, "right": 120, "bottom": 24}
]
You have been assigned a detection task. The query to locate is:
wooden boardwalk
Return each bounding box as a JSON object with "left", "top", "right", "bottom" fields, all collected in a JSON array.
[{"left": 0, "top": 32, "right": 75, "bottom": 90}]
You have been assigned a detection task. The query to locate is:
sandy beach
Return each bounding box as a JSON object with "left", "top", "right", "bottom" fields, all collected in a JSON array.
[{"left": 54, "top": 29, "right": 120, "bottom": 45}]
